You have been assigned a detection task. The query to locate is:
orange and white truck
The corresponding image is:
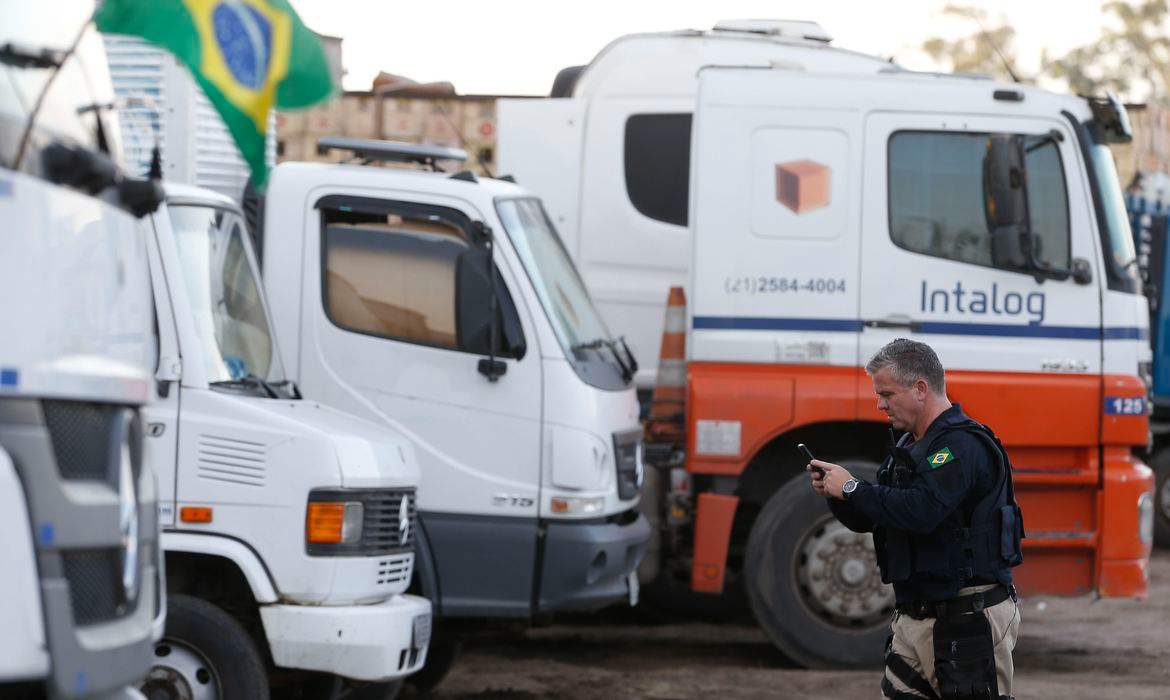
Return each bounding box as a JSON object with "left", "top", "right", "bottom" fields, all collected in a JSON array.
[{"left": 498, "top": 19, "right": 1156, "bottom": 667}]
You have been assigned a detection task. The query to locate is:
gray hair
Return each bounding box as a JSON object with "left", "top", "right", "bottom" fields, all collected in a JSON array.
[{"left": 865, "top": 338, "right": 946, "bottom": 395}]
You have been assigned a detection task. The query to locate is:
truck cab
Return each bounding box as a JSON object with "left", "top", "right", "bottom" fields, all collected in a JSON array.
[
  {"left": 1, "top": 3, "right": 164, "bottom": 696},
  {"left": 139, "top": 182, "right": 431, "bottom": 695},
  {"left": 499, "top": 20, "right": 1155, "bottom": 668},
  {"left": 261, "top": 139, "right": 649, "bottom": 683}
]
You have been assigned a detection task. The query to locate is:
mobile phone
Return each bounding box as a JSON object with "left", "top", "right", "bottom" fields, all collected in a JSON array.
[{"left": 798, "top": 443, "right": 825, "bottom": 476}]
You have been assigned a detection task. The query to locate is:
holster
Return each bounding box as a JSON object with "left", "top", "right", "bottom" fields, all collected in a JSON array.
[{"left": 933, "top": 612, "right": 999, "bottom": 700}]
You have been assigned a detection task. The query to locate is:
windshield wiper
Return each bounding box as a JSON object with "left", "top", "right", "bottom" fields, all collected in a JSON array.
[
  {"left": 570, "top": 338, "right": 609, "bottom": 352},
  {"left": 270, "top": 379, "right": 303, "bottom": 400},
  {"left": 617, "top": 336, "right": 639, "bottom": 376},
  {"left": 604, "top": 338, "right": 635, "bottom": 383},
  {"left": 571, "top": 337, "right": 637, "bottom": 383},
  {"left": 211, "top": 374, "right": 279, "bottom": 398}
]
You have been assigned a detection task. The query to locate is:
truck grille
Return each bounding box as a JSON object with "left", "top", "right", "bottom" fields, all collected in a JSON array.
[
  {"left": 42, "top": 401, "right": 123, "bottom": 481},
  {"left": 62, "top": 549, "right": 129, "bottom": 625},
  {"left": 375, "top": 553, "right": 413, "bottom": 587},
  {"left": 362, "top": 490, "right": 416, "bottom": 553}
]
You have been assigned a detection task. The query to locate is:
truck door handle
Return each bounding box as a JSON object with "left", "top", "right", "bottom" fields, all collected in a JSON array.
[{"left": 863, "top": 317, "right": 921, "bottom": 331}]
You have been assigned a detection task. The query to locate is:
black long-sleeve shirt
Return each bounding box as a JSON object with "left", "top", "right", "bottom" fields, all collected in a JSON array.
[{"left": 828, "top": 404, "right": 1005, "bottom": 602}]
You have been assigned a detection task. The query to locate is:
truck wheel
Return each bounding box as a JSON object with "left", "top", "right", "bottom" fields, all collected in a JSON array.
[
  {"left": 744, "top": 463, "right": 893, "bottom": 668},
  {"left": 1152, "top": 449, "right": 1170, "bottom": 548},
  {"left": 139, "top": 594, "right": 268, "bottom": 699}
]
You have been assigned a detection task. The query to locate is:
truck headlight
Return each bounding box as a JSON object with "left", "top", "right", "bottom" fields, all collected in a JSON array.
[
  {"left": 1138, "top": 491, "right": 1154, "bottom": 544},
  {"left": 550, "top": 496, "right": 605, "bottom": 515},
  {"left": 306, "top": 500, "right": 364, "bottom": 544}
]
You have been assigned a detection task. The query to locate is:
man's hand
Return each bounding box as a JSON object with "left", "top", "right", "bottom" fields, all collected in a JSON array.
[
  {"left": 806, "top": 460, "right": 829, "bottom": 497},
  {"left": 806, "top": 460, "right": 854, "bottom": 500}
]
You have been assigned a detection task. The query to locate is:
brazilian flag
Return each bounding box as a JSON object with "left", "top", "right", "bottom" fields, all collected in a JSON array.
[{"left": 96, "top": 0, "right": 334, "bottom": 188}]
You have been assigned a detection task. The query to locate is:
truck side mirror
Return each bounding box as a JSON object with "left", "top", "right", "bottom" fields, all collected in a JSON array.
[
  {"left": 454, "top": 250, "right": 526, "bottom": 360},
  {"left": 984, "top": 133, "right": 1090, "bottom": 284},
  {"left": 455, "top": 248, "right": 493, "bottom": 354},
  {"left": 42, "top": 142, "right": 163, "bottom": 218},
  {"left": 118, "top": 177, "right": 165, "bottom": 218},
  {"left": 983, "top": 134, "right": 1031, "bottom": 271}
]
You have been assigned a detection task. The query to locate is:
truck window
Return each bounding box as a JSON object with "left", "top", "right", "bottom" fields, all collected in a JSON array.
[
  {"left": 624, "top": 113, "right": 692, "bottom": 226},
  {"left": 498, "top": 197, "right": 611, "bottom": 353},
  {"left": 888, "top": 131, "right": 1070, "bottom": 272},
  {"left": 322, "top": 204, "right": 522, "bottom": 357},
  {"left": 325, "top": 217, "right": 463, "bottom": 349},
  {"left": 171, "top": 207, "right": 284, "bottom": 383}
]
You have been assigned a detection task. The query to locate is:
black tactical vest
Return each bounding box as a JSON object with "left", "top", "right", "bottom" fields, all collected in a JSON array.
[{"left": 873, "top": 415, "right": 1025, "bottom": 587}]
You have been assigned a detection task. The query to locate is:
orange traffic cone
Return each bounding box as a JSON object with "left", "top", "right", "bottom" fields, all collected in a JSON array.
[{"left": 645, "top": 286, "right": 686, "bottom": 445}]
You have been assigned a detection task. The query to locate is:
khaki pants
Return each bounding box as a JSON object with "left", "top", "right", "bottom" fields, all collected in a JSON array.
[{"left": 883, "top": 586, "right": 1021, "bottom": 698}]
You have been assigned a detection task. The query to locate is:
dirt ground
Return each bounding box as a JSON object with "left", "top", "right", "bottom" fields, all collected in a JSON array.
[{"left": 408, "top": 551, "right": 1170, "bottom": 699}]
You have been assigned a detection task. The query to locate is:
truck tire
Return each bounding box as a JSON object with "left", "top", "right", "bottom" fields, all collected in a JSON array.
[
  {"left": 744, "top": 463, "right": 892, "bottom": 668},
  {"left": 139, "top": 593, "right": 269, "bottom": 699},
  {"left": 1151, "top": 449, "right": 1170, "bottom": 548}
]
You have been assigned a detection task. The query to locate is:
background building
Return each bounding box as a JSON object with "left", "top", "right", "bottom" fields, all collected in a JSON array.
[{"left": 277, "top": 69, "right": 525, "bottom": 176}]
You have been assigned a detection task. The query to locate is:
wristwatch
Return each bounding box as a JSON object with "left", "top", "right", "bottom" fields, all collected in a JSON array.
[{"left": 842, "top": 479, "right": 860, "bottom": 500}]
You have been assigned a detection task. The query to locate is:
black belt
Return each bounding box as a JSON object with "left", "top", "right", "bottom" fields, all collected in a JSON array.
[{"left": 896, "top": 584, "right": 1016, "bottom": 620}]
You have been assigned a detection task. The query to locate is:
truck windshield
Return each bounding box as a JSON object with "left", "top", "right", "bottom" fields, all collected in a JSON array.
[
  {"left": 497, "top": 197, "right": 617, "bottom": 355},
  {"left": 1085, "top": 125, "right": 1140, "bottom": 293},
  {"left": 170, "top": 204, "right": 287, "bottom": 388}
]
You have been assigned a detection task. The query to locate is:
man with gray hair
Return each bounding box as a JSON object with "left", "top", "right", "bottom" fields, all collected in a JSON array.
[{"left": 807, "top": 338, "right": 1024, "bottom": 700}]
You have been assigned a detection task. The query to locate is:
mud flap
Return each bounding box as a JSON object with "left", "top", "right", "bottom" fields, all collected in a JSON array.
[{"left": 933, "top": 613, "right": 998, "bottom": 700}]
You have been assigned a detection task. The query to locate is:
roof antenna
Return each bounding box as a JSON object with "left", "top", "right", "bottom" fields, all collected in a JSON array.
[
  {"left": 432, "top": 104, "right": 495, "bottom": 178},
  {"left": 972, "top": 14, "right": 1021, "bottom": 83}
]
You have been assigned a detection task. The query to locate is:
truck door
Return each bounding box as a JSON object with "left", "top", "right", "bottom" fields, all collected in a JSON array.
[
  {"left": 690, "top": 69, "right": 864, "bottom": 376},
  {"left": 310, "top": 192, "right": 544, "bottom": 616},
  {"left": 858, "top": 111, "right": 1106, "bottom": 595},
  {"left": 858, "top": 112, "right": 1101, "bottom": 409}
]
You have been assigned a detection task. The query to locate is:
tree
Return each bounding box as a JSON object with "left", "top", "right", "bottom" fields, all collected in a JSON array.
[
  {"left": 921, "top": 1, "right": 1168, "bottom": 102},
  {"left": 1043, "top": 1, "right": 1169, "bottom": 101}
]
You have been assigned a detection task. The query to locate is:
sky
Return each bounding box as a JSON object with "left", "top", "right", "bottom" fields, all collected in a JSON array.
[{"left": 292, "top": 0, "right": 1114, "bottom": 96}]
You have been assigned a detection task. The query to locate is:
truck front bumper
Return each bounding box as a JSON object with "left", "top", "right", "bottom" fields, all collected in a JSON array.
[
  {"left": 259, "top": 593, "right": 431, "bottom": 681},
  {"left": 537, "top": 511, "right": 651, "bottom": 613},
  {"left": 1099, "top": 449, "right": 1155, "bottom": 598}
]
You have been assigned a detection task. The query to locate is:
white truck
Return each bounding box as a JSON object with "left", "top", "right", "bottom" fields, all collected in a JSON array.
[
  {"left": 496, "top": 19, "right": 942, "bottom": 389},
  {"left": 259, "top": 138, "right": 650, "bottom": 685},
  {"left": 104, "top": 38, "right": 433, "bottom": 695},
  {"left": 1, "top": 3, "right": 165, "bottom": 696},
  {"left": 137, "top": 182, "right": 432, "bottom": 696},
  {"left": 499, "top": 20, "right": 1155, "bottom": 667}
]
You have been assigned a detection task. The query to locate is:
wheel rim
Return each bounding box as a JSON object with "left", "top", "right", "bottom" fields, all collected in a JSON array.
[
  {"left": 795, "top": 515, "right": 894, "bottom": 630},
  {"left": 138, "top": 638, "right": 222, "bottom": 700},
  {"left": 1159, "top": 470, "right": 1170, "bottom": 523}
]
